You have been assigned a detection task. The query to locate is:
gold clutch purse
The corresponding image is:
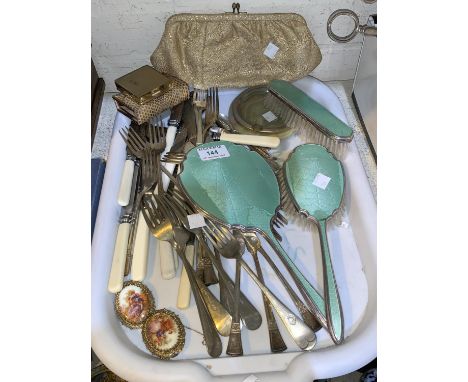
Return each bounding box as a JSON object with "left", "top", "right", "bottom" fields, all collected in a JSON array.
[
  {"left": 113, "top": 75, "right": 189, "bottom": 125},
  {"left": 150, "top": 12, "right": 322, "bottom": 89}
]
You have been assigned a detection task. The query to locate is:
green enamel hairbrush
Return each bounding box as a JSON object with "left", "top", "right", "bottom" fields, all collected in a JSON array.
[
  {"left": 265, "top": 79, "right": 353, "bottom": 159},
  {"left": 280, "top": 143, "right": 345, "bottom": 344}
]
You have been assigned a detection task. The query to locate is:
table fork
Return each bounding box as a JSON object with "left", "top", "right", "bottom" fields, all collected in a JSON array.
[
  {"left": 119, "top": 126, "right": 147, "bottom": 158},
  {"left": 203, "top": 87, "right": 218, "bottom": 140},
  {"left": 193, "top": 88, "right": 207, "bottom": 145},
  {"left": 130, "top": 123, "right": 164, "bottom": 282}
]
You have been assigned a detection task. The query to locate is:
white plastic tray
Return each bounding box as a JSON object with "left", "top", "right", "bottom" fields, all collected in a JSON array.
[{"left": 91, "top": 76, "right": 376, "bottom": 382}]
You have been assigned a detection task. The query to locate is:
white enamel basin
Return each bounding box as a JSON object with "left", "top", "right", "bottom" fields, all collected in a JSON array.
[{"left": 91, "top": 76, "right": 376, "bottom": 381}]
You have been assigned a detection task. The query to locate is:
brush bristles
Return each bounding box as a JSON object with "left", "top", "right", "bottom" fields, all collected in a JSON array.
[
  {"left": 277, "top": 166, "right": 347, "bottom": 229},
  {"left": 277, "top": 170, "right": 314, "bottom": 230},
  {"left": 265, "top": 93, "right": 348, "bottom": 160}
]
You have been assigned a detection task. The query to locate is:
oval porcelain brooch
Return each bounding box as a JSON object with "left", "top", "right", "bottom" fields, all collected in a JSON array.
[
  {"left": 142, "top": 309, "right": 186, "bottom": 359},
  {"left": 114, "top": 281, "right": 155, "bottom": 329}
]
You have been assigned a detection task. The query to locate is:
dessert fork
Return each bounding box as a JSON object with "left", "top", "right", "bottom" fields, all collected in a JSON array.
[{"left": 193, "top": 88, "right": 207, "bottom": 145}]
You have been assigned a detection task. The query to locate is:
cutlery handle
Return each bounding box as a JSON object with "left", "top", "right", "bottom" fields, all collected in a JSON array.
[
  {"left": 219, "top": 132, "right": 280, "bottom": 148},
  {"left": 161, "top": 125, "right": 178, "bottom": 191},
  {"left": 201, "top": 246, "right": 218, "bottom": 286},
  {"left": 198, "top": 234, "right": 262, "bottom": 330},
  {"left": 195, "top": 240, "right": 205, "bottom": 283},
  {"left": 226, "top": 258, "right": 243, "bottom": 356},
  {"left": 215, "top": 249, "right": 231, "bottom": 313},
  {"left": 159, "top": 157, "right": 178, "bottom": 273},
  {"left": 117, "top": 160, "right": 134, "bottom": 206},
  {"left": 250, "top": 249, "right": 287, "bottom": 352},
  {"left": 175, "top": 245, "right": 222, "bottom": 358},
  {"left": 160, "top": 240, "right": 177, "bottom": 279},
  {"left": 194, "top": 276, "right": 232, "bottom": 337},
  {"left": 177, "top": 243, "right": 195, "bottom": 309},
  {"left": 131, "top": 211, "right": 149, "bottom": 281},
  {"left": 165, "top": 125, "right": 177, "bottom": 151},
  {"left": 266, "top": 230, "right": 327, "bottom": 328},
  {"left": 159, "top": 136, "right": 179, "bottom": 275},
  {"left": 195, "top": 108, "right": 204, "bottom": 145},
  {"left": 256, "top": 245, "right": 321, "bottom": 332},
  {"left": 241, "top": 259, "right": 316, "bottom": 351},
  {"left": 108, "top": 222, "right": 130, "bottom": 293},
  {"left": 161, "top": 162, "right": 176, "bottom": 194},
  {"left": 318, "top": 220, "right": 344, "bottom": 344}
]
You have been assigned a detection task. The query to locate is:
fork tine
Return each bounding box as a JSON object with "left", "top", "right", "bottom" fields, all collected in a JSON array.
[
  {"left": 149, "top": 123, "right": 155, "bottom": 145},
  {"left": 127, "top": 139, "right": 142, "bottom": 155},
  {"left": 202, "top": 228, "right": 220, "bottom": 250},
  {"left": 143, "top": 194, "right": 160, "bottom": 221},
  {"left": 154, "top": 120, "right": 160, "bottom": 142},
  {"left": 119, "top": 129, "right": 129, "bottom": 145},
  {"left": 141, "top": 206, "right": 155, "bottom": 229},
  {"left": 162, "top": 194, "right": 186, "bottom": 224},
  {"left": 169, "top": 188, "right": 188, "bottom": 206},
  {"left": 141, "top": 195, "right": 158, "bottom": 225},
  {"left": 156, "top": 195, "right": 175, "bottom": 223},
  {"left": 204, "top": 220, "right": 227, "bottom": 245},
  {"left": 129, "top": 127, "right": 146, "bottom": 148}
]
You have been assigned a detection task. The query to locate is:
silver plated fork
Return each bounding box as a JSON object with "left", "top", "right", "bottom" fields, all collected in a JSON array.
[
  {"left": 119, "top": 126, "right": 146, "bottom": 159},
  {"left": 203, "top": 87, "right": 219, "bottom": 140},
  {"left": 193, "top": 88, "right": 207, "bottom": 145}
]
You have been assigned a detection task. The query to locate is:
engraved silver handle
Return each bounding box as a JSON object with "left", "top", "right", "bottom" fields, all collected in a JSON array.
[
  {"left": 175, "top": 245, "right": 222, "bottom": 358},
  {"left": 250, "top": 247, "right": 287, "bottom": 353},
  {"left": 240, "top": 259, "right": 316, "bottom": 351}
]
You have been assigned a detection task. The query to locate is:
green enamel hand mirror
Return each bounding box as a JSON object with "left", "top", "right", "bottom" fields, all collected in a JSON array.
[
  {"left": 283, "top": 143, "right": 345, "bottom": 344},
  {"left": 178, "top": 141, "right": 328, "bottom": 331}
]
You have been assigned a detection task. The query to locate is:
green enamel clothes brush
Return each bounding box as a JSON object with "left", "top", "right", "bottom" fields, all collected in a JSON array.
[
  {"left": 265, "top": 79, "right": 354, "bottom": 159},
  {"left": 280, "top": 143, "right": 346, "bottom": 344}
]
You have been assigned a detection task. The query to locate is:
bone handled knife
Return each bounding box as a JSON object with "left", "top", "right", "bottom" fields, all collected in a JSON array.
[{"left": 108, "top": 162, "right": 140, "bottom": 292}]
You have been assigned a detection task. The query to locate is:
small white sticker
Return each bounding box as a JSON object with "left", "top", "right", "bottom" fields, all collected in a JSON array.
[
  {"left": 263, "top": 42, "right": 279, "bottom": 59},
  {"left": 197, "top": 145, "right": 230, "bottom": 161},
  {"left": 312, "top": 173, "right": 331, "bottom": 190},
  {"left": 187, "top": 214, "right": 206, "bottom": 229},
  {"left": 262, "top": 111, "right": 277, "bottom": 123},
  {"left": 243, "top": 375, "right": 259, "bottom": 382}
]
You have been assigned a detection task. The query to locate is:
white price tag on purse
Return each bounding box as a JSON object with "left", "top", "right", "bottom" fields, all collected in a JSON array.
[{"left": 263, "top": 42, "right": 279, "bottom": 59}]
